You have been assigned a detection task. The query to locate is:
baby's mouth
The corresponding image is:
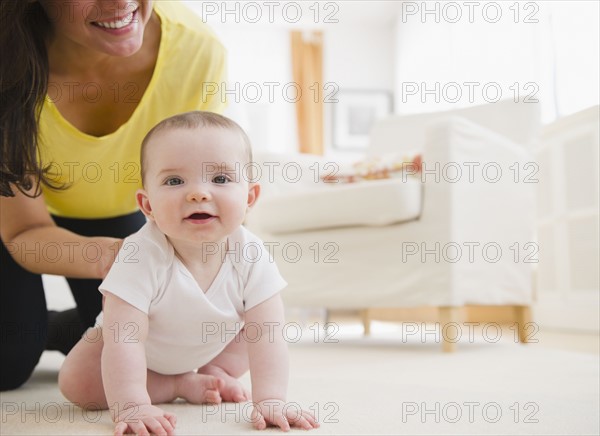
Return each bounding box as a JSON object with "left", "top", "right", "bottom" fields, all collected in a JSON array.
[{"left": 186, "top": 213, "right": 214, "bottom": 220}]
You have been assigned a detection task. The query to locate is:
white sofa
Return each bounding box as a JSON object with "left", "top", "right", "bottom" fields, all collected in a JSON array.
[{"left": 246, "top": 101, "right": 539, "bottom": 349}]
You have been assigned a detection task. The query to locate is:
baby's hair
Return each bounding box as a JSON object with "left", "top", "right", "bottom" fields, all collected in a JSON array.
[{"left": 140, "top": 111, "right": 253, "bottom": 185}]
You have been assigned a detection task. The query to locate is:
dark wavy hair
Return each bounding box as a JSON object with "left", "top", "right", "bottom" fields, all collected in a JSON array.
[{"left": 0, "top": 1, "right": 61, "bottom": 197}]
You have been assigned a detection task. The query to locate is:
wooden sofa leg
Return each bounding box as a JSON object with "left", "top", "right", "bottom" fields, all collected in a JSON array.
[
  {"left": 515, "top": 305, "right": 532, "bottom": 343},
  {"left": 360, "top": 309, "right": 371, "bottom": 336},
  {"left": 324, "top": 309, "right": 331, "bottom": 327},
  {"left": 439, "top": 306, "right": 459, "bottom": 352}
]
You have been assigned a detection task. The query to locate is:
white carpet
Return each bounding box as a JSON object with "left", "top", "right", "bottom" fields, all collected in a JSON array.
[{"left": 1, "top": 329, "right": 598, "bottom": 436}]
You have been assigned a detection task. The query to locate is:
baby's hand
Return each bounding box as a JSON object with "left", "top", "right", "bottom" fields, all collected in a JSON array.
[
  {"left": 113, "top": 404, "right": 176, "bottom": 436},
  {"left": 251, "top": 399, "right": 320, "bottom": 431}
]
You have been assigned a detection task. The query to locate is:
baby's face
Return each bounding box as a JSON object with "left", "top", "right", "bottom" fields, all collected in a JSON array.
[{"left": 137, "top": 126, "right": 258, "bottom": 246}]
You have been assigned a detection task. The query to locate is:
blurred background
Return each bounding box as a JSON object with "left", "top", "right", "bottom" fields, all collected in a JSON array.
[
  {"left": 178, "top": 0, "right": 599, "bottom": 335},
  {"left": 186, "top": 0, "right": 598, "bottom": 152}
]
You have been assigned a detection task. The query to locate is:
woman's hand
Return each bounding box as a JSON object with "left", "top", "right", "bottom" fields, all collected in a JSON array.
[
  {"left": 1, "top": 188, "right": 126, "bottom": 279},
  {"left": 113, "top": 404, "right": 176, "bottom": 436},
  {"left": 251, "top": 399, "right": 319, "bottom": 431}
]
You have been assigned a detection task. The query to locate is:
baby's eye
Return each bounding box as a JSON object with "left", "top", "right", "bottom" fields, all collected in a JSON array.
[
  {"left": 212, "top": 174, "right": 230, "bottom": 184},
  {"left": 165, "top": 177, "right": 183, "bottom": 186}
]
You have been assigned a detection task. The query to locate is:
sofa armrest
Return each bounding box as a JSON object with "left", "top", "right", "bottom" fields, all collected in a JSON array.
[
  {"left": 417, "top": 116, "right": 535, "bottom": 303},
  {"left": 420, "top": 115, "right": 535, "bottom": 240}
]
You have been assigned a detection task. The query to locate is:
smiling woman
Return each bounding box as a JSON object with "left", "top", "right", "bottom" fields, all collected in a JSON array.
[
  {"left": 39, "top": 0, "right": 159, "bottom": 138},
  {"left": 38, "top": 0, "right": 154, "bottom": 57},
  {"left": 0, "top": 0, "right": 226, "bottom": 394}
]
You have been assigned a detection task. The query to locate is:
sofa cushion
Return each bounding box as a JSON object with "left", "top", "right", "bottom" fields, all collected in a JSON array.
[{"left": 250, "top": 177, "right": 422, "bottom": 234}]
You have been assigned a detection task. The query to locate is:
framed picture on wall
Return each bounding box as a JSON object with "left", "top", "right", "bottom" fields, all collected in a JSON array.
[{"left": 332, "top": 90, "right": 393, "bottom": 150}]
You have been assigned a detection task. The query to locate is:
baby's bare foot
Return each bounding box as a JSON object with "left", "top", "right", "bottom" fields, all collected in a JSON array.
[
  {"left": 198, "top": 365, "right": 250, "bottom": 402},
  {"left": 175, "top": 372, "right": 224, "bottom": 404}
]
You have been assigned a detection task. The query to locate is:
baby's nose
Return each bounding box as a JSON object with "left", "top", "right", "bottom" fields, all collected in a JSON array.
[{"left": 186, "top": 186, "right": 211, "bottom": 202}]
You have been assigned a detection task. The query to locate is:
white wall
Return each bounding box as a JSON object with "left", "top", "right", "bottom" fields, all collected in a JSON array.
[
  {"left": 393, "top": 3, "right": 547, "bottom": 118},
  {"left": 549, "top": 1, "right": 600, "bottom": 118},
  {"left": 323, "top": 24, "right": 395, "bottom": 158},
  {"left": 210, "top": 25, "right": 299, "bottom": 154},
  {"left": 182, "top": 1, "right": 397, "bottom": 156},
  {"left": 392, "top": 1, "right": 599, "bottom": 123},
  {"left": 324, "top": 25, "right": 394, "bottom": 90}
]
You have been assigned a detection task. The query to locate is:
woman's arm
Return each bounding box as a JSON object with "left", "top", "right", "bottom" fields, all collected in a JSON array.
[{"left": 0, "top": 186, "right": 121, "bottom": 279}]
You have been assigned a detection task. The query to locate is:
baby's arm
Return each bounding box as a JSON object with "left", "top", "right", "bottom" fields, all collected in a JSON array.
[
  {"left": 102, "top": 292, "right": 176, "bottom": 436},
  {"left": 245, "top": 294, "right": 319, "bottom": 431}
]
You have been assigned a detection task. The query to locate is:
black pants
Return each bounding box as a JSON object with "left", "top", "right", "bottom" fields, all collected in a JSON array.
[{"left": 0, "top": 211, "right": 145, "bottom": 391}]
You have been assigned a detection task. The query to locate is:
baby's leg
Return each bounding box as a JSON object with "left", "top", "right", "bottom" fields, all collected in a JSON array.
[
  {"left": 58, "top": 327, "right": 106, "bottom": 408},
  {"left": 58, "top": 327, "right": 222, "bottom": 408},
  {"left": 198, "top": 329, "right": 251, "bottom": 402}
]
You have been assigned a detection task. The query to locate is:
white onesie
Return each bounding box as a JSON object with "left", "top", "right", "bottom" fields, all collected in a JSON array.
[{"left": 97, "top": 221, "right": 287, "bottom": 375}]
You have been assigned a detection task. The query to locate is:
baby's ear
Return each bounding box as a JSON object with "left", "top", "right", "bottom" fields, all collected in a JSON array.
[
  {"left": 136, "top": 189, "right": 154, "bottom": 220},
  {"left": 247, "top": 183, "right": 260, "bottom": 209}
]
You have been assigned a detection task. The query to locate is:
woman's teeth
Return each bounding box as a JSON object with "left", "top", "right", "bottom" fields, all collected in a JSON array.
[{"left": 95, "top": 11, "right": 135, "bottom": 29}]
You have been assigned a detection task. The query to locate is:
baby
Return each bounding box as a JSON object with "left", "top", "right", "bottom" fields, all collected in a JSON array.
[{"left": 59, "top": 111, "right": 319, "bottom": 435}]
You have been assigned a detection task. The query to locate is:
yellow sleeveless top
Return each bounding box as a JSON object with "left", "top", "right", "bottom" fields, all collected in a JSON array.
[{"left": 38, "top": 1, "right": 226, "bottom": 218}]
